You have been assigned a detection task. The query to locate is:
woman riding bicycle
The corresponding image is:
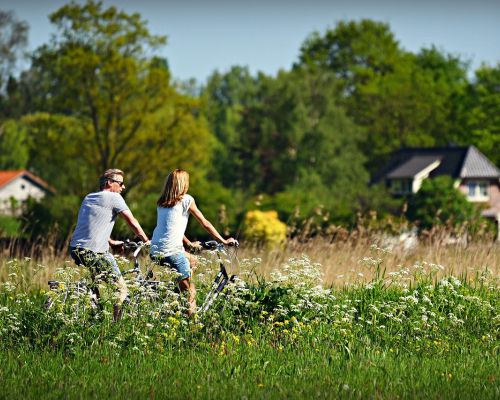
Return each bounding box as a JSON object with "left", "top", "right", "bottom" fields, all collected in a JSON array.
[{"left": 150, "top": 169, "right": 237, "bottom": 315}]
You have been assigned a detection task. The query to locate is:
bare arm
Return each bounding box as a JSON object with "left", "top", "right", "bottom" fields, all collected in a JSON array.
[
  {"left": 183, "top": 236, "right": 202, "bottom": 251},
  {"left": 119, "top": 209, "right": 149, "bottom": 243},
  {"left": 189, "top": 199, "right": 236, "bottom": 245}
]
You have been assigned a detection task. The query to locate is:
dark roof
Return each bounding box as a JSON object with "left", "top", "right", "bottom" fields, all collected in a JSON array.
[
  {"left": 373, "top": 146, "right": 500, "bottom": 183},
  {"left": 459, "top": 146, "right": 500, "bottom": 178},
  {"left": 386, "top": 156, "right": 441, "bottom": 179}
]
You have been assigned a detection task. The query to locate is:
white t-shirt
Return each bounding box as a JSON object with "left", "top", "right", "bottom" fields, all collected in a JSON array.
[
  {"left": 70, "top": 191, "right": 129, "bottom": 253},
  {"left": 150, "top": 194, "right": 193, "bottom": 257}
]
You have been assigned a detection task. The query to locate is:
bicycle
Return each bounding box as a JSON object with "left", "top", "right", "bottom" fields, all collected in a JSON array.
[
  {"left": 45, "top": 241, "right": 155, "bottom": 319},
  {"left": 197, "top": 240, "right": 240, "bottom": 314},
  {"left": 45, "top": 240, "right": 241, "bottom": 319}
]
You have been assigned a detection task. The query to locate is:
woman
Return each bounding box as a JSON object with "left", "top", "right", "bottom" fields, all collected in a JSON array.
[{"left": 150, "top": 169, "right": 237, "bottom": 315}]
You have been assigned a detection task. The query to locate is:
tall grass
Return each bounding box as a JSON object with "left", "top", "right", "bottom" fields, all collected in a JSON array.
[
  {"left": 1, "top": 237, "right": 498, "bottom": 287},
  {"left": 239, "top": 238, "right": 500, "bottom": 285},
  {"left": 1, "top": 240, "right": 499, "bottom": 398}
]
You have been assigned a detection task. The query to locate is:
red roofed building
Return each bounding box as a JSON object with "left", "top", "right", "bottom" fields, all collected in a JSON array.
[{"left": 0, "top": 170, "right": 55, "bottom": 215}]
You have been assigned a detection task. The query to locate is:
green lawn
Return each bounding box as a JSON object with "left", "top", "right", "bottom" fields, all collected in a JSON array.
[{"left": 1, "top": 344, "right": 498, "bottom": 399}]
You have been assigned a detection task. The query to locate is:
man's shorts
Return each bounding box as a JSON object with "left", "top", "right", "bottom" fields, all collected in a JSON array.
[
  {"left": 150, "top": 252, "right": 191, "bottom": 281},
  {"left": 70, "top": 247, "right": 122, "bottom": 282}
]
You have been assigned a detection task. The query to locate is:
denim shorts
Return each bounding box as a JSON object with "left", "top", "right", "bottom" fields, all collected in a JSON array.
[
  {"left": 70, "top": 247, "right": 122, "bottom": 282},
  {"left": 150, "top": 252, "right": 191, "bottom": 280}
]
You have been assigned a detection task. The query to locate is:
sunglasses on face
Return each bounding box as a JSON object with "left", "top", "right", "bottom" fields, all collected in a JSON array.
[{"left": 109, "top": 178, "right": 125, "bottom": 187}]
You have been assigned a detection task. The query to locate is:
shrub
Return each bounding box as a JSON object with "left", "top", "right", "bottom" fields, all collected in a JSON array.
[
  {"left": 242, "top": 210, "right": 286, "bottom": 247},
  {"left": 406, "top": 176, "right": 482, "bottom": 231},
  {"left": 0, "top": 215, "right": 21, "bottom": 238}
]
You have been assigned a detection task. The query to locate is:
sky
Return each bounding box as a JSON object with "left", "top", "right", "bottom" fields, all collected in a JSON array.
[{"left": 2, "top": 0, "right": 500, "bottom": 83}]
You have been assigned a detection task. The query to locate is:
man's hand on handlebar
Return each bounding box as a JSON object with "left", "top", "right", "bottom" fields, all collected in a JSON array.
[{"left": 109, "top": 239, "right": 125, "bottom": 253}]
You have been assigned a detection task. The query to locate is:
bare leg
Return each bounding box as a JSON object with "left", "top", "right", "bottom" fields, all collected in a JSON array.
[
  {"left": 113, "top": 276, "right": 128, "bottom": 322},
  {"left": 178, "top": 277, "right": 196, "bottom": 316}
]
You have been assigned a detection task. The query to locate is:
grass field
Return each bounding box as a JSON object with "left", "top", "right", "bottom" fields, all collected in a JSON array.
[{"left": 1, "top": 240, "right": 499, "bottom": 399}]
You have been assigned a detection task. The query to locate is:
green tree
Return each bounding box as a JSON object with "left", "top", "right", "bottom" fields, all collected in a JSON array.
[
  {"left": 353, "top": 52, "right": 468, "bottom": 168},
  {"left": 462, "top": 64, "right": 500, "bottom": 167},
  {"left": 28, "top": 1, "right": 213, "bottom": 195},
  {"left": 298, "top": 22, "right": 470, "bottom": 172},
  {"left": 0, "top": 119, "right": 28, "bottom": 169},
  {"left": 406, "top": 176, "right": 480, "bottom": 230},
  {"left": 0, "top": 11, "right": 28, "bottom": 120},
  {"left": 203, "top": 66, "right": 370, "bottom": 222},
  {"left": 297, "top": 19, "right": 403, "bottom": 95},
  {"left": 0, "top": 10, "right": 28, "bottom": 92},
  {"left": 202, "top": 66, "right": 259, "bottom": 188},
  {"left": 19, "top": 113, "right": 95, "bottom": 194}
]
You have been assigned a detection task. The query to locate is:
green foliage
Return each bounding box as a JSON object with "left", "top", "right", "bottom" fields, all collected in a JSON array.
[
  {"left": 0, "top": 119, "right": 28, "bottom": 169},
  {"left": 407, "top": 176, "right": 481, "bottom": 230},
  {"left": 203, "top": 66, "right": 369, "bottom": 225},
  {"left": 297, "top": 21, "right": 470, "bottom": 172},
  {"left": 202, "top": 66, "right": 259, "bottom": 187},
  {"left": 0, "top": 215, "right": 21, "bottom": 237},
  {"left": 21, "top": 194, "right": 81, "bottom": 242},
  {"left": 0, "top": 10, "right": 28, "bottom": 91},
  {"left": 186, "top": 178, "right": 239, "bottom": 239},
  {"left": 242, "top": 210, "right": 287, "bottom": 247},
  {"left": 463, "top": 64, "right": 500, "bottom": 167},
  {"left": 27, "top": 0, "right": 213, "bottom": 196},
  {"left": 298, "top": 19, "right": 402, "bottom": 93},
  {"left": 20, "top": 113, "right": 96, "bottom": 195}
]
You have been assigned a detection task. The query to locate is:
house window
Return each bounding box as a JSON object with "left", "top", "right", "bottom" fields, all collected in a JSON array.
[
  {"left": 21, "top": 184, "right": 26, "bottom": 190},
  {"left": 390, "top": 179, "right": 413, "bottom": 195},
  {"left": 466, "top": 181, "right": 489, "bottom": 201}
]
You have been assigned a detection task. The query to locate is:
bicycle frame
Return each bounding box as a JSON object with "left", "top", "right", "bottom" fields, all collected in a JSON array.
[
  {"left": 198, "top": 241, "right": 238, "bottom": 314},
  {"left": 46, "top": 240, "right": 149, "bottom": 315}
]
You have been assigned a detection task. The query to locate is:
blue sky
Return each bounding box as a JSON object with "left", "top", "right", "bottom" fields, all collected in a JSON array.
[{"left": 2, "top": 0, "right": 499, "bottom": 83}]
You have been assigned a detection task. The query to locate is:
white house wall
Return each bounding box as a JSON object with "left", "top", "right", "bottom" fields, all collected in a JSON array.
[
  {"left": 0, "top": 176, "right": 47, "bottom": 213},
  {"left": 412, "top": 160, "right": 442, "bottom": 193}
]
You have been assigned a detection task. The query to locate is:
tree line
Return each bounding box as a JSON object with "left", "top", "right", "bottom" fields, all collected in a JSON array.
[{"left": 0, "top": 1, "right": 498, "bottom": 242}]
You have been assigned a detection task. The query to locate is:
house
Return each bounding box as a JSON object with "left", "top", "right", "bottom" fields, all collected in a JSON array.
[
  {"left": 0, "top": 170, "right": 55, "bottom": 215},
  {"left": 373, "top": 146, "right": 500, "bottom": 239}
]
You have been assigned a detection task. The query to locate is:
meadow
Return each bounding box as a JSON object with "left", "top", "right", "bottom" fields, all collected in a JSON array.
[{"left": 0, "top": 239, "right": 499, "bottom": 399}]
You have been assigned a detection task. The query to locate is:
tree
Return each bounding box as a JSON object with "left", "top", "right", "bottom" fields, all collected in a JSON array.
[
  {"left": 202, "top": 66, "right": 260, "bottom": 188},
  {"left": 0, "top": 11, "right": 28, "bottom": 120},
  {"left": 28, "top": 1, "right": 213, "bottom": 195},
  {"left": 462, "top": 64, "right": 500, "bottom": 167},
  {"left": 297, "top": 19, "right": 403, "bottom": 96},
  {"left": 0, "top": 119, "right": 28, "bottom": 169},
  {"left": 0, "top": 10, "right": 28, "bottom": 91},
  {"left": 203, "top": 66, "right": 370, "bottom": 221},
  {"left": 297, "top": 21, "right": 471, "bottom": 172},
  {"left": 406, "top": 176, "right": 480, "bottom": 230}
]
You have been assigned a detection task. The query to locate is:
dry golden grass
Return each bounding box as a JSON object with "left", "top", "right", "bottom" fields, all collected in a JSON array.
[
  {"left": 236, "top": 238, "right": 500, "bottom": 286},
  {"left": 1, "top": 237, "right": 499, "bottom": 288}
]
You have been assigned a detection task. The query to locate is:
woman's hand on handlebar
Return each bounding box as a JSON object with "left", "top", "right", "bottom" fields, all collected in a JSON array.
[
  {"left": 188, "top": 241, "right": 203, "bottom": 252},
  {"left": 223, "top": 237, "right": 239, "bottom": 247}
]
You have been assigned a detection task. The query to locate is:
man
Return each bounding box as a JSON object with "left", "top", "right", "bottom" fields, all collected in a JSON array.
[{"left": 69, "top": 169, "right": 149, "bottom": 321}]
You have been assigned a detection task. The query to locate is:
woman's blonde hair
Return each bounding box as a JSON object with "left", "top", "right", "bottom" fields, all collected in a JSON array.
[{"left": 157, "top": 169, "right": 190, "bottom": 207}]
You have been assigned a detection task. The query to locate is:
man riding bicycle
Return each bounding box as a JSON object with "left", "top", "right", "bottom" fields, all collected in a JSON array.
[{"left": 69, "top": 169, "right": 149, "bottom": 321}]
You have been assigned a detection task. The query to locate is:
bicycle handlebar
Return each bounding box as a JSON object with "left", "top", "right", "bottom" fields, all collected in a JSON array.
[
  {"left": 200, "top": 240, "right": 239, "bottom": 252},
  {"left": 123, "top": 239, "right": 147, "bottom": 259}
]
